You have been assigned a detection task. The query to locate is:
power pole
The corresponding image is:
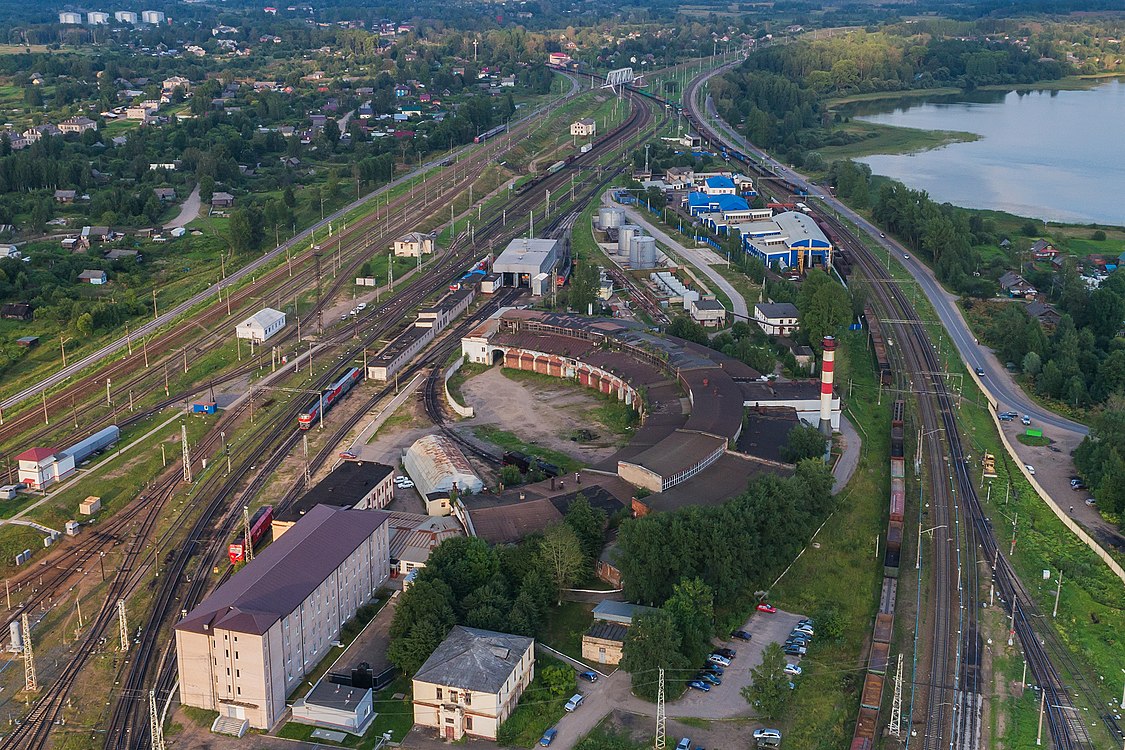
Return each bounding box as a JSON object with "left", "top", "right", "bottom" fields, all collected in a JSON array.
[
  {"left": 21, "top": 614, "right": 36, "bottom": 692},
  {"left": 118, "top": 599, "right": 129, "bottom": 651},
  {"left": 655, "top": 667, "right": 666, "bottom": 750},
  {"left": 243, "top": 506, "right": 255, "bottom": 562},
  {"left": 889, "top": 653, "right": 903, "bottom": 737},
  {"left": 150, "top": 690, "right": 166, "bottom": 750},
  {"left": 302, "top": 433, "right": 311, "bottom": 486},
  {"left": 181, "top": 423, "right": 192, "bottom": 483},
  {"left": 1052, "top": 570, "right": 1062, "bottom": 618}
]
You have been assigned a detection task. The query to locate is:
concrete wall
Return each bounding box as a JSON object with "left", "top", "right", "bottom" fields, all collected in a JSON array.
[{"left": 443, "top": 357, "right": 475, "bottom": 418}]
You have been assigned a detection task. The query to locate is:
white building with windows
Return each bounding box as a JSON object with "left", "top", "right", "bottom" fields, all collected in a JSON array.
[
  {"left": 236, "top": 308, "right": 286, "bottom": 343},
  {"left": 174, "top": 506, "right": 391, "bottom": 731},
  {"left": 569, "top": 118, "right": 596, "bottom": 137},
  {"left": 753, "top": 302, "right": 800, "bottom": 336},
  {"left": 412, "top": 627, "right": 535, "bottom": 741}
]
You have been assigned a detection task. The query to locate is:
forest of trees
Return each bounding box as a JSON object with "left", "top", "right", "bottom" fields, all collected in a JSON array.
[
  {"left": 1074, "top": 396, "right": 1125, "bottom": 517},
  {"left": 387, "top": 497, "right": 606, "bottom": 675},
  {"left": 712, "top": 30, "right": 1071, "bottom": 168},
  {"left": 978, "top": 268, "right": 1125, "bottom": 410}
]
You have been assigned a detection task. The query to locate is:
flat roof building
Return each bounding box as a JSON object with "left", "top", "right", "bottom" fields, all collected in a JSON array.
[
  {"left": 273, "top": 461, "right": 395, "bottom": 535},
  {"left": 175, "top": 505, "right": 391, "bottom": 731},
  {"left": 493, "top": 238, "right": 558, "bottom": 295}
]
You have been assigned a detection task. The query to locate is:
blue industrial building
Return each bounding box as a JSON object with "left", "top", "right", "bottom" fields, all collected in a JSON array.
[
  {"left": 686, "top": 192, "right": 749, "bottom": 217},
  {"left": 738, "top": 211, "right": 833, "bottom": 270}
]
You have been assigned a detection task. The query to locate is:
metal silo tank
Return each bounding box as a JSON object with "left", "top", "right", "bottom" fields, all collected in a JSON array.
[{"left": 635, "top": 236, "right": 657, "bottom": 269}]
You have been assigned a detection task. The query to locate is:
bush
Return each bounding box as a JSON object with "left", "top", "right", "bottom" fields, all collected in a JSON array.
[{"left": 1091, "top": 230, "right": 1106, "bottom": 241}]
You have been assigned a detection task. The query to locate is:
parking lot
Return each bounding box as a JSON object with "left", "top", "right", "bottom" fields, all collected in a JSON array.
[{"left": 668, "top": 608, "right": 807, "bottom": 719}]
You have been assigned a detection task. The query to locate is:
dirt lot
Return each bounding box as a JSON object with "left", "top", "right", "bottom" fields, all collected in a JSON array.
[{"left": 454, "top": 367, "right": 625, "bottom": 464}]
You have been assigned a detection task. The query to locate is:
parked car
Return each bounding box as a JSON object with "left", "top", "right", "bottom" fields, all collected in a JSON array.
[
  {"left": 753, "top": 729, "right": 782, "bottom": 742},
  {"left": 1021, "top": 415, "right": 1031, "bottom": 425},
  {"left": 756, "top": 603, "right": 777, "bottom": 613},
  {"left": 676, "top": 739, "right": 692, "bottom": 750},
  {"left": 339, "top": 451, "right": 357, "bottom": 459},
  {"left": 398, "top": 480, "right": 415, "bottom": 489},
  {"left": 731, "top": 630, "right": 752, "bottom": 641},
  {"left": 1071, "top": 478, "right": 1086, "bottom": 490},
  {"left": 793, "top": 625, "right": 814, "bottom": 637},
  {"left": 714, "top": 647, "right": 736, "bottom": 659},
  {"left": 1085, "top": 497, "right": 1097, "bottom": 506},
  {"left": 797, "top": 617, "right": 814, "bottom": 626},
  {"left": 578, "top": 671, "right": 598, "bottom": 683},
  {"left": 783, "top": 645, "right": 807, "bottom": 656},
  {"left": 395, "top": 475, "right": 409, "bottom": 483},
  {"left": 701, "top": 664, "right": 724, "bottom": 676},
  {"left": 564, "top": 694, "right": 584, "bottom": 712},
  {"left": 357, "top": 302, "right": 367, "bottom": 311},
  {"left": 707, "top": 654, "right": 731, "bottom": 667},
  {"left": 687, "top": 680, "right": 711, "bottom": 692},
  {"left": 784, "top": 664, "right": 802, "bottom": 676},
  {"left": 697, "top": 672, "right": 721, "bottom": 686},
  {"left": 539, "top": 729, "right": 558, "bottom": 747},
  {"left": 1024, "top": 464, "right": 1036, "bottom": 475}
]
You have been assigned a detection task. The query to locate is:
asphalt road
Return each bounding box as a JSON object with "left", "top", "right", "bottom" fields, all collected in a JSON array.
[
  {"left": 1, "top": 72, "right": 582, "bottom": 415},
  {"left": 163, "top": 182, "right": 201, "bottom": 230}
]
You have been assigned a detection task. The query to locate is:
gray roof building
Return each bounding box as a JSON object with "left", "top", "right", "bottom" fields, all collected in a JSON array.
[
  {"left": 414, "top": 627, "right": 534, "bottom": 694},
  {"left": 754, "top": 302, "right": 799, "bottom": 319}
]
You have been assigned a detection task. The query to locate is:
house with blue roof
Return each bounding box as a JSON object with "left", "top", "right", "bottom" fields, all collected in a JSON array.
[{"left": 703, "top": 175, "right": 737, "bottom": 195}]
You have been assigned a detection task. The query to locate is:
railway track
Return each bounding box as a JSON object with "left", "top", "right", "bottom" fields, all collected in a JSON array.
[
  {"left": 680, "top": 66, "right": 1099, "bottom": 749},
  {"left": 85, "top": 84, "right": 658, "bottom": 750},
  {"left": 0, "top": 82, "right": 595, "bottom": 457}
]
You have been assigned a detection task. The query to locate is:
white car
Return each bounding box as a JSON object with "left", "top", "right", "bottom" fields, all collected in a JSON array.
[
  {"left": 784, "top": 663, "right": 802, "bottom": 676},
  {"left": 1024, "top": 464, "right": 1036, "bottom": 475},
  {"left": 398, "top": 480, "right": 415, "bottom": 489},
  {"left": 395, "top": 475, "right": 409, "bottom": 483},
  {"left": 357, "top": 302, "right": 367, "bottom": 311},
  {"left": 564, "top": 694, "right": 584, "bottom": 712}
]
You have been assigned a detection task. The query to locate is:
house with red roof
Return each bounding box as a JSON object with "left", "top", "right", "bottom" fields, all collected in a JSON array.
[{"left": 16, "top": 446, "right": 76, "bottom": 489}]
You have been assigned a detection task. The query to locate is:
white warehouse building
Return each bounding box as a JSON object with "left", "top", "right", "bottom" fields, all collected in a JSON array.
[
  {"left": 115, "top": 10, "right": 138, "bottom": 23},
  {"left": 493, "top": 238, "right": 558, "bottom": 296},
  {"left": 236, "top": 308, "right": 286, "bottom": 343},
  {"left": 141, "top": 10, "right": 165, "bottom": 23},
  {"left": 402, "top": 435, "right": 484, "bottom": 515}
]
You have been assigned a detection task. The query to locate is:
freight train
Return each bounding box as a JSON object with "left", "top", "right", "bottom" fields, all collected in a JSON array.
[
  {"left": 229, "top": 505, "right": 273, "bottom": 564},
  {"left": 502, "top": 450, "right": 562, "bottom": 478},
  {"left": 297, "top": 367, "right": 363, "bottom": 429},
  {"left": 865, "top": 303, "right": 892, "bottom": 386},
  {"left": 850, "top": 399, "right": 906, "bottom": 750}
]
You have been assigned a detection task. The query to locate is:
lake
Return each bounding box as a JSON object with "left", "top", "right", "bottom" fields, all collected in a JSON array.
[{"left": 852, "top": 79, "right": 1125, "bottom": 225}]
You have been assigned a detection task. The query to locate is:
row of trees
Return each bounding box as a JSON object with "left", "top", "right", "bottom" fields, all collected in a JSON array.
[
  {"left": 1074, "top": 395, "right": 1125, "bottom": 517},
  {"left": 387, "top": 497, "right": 606, "bottom": 675}
]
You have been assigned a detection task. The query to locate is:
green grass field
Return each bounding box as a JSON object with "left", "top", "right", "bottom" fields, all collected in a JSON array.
[
  {"left": 763, "top": 329, "right": 890, "bottom": 748},
  {"left": 814, "top": 120, "right": 979, "bottom": 162}
]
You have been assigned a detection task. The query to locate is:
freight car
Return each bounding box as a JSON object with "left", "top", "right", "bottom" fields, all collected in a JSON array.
[
  {"left": 865, "top": 303, "right": 891, "bottom": 386},
  {"left": 229, "top": 505, "right": 273, "bottom": 564},
  {"left": 502, "top": 450, "right": 533, "bottom": 473},
  {"left": 67, "top": 425, "right": 120, "bottom": 464},
  {"left": 298, "top": 367, "right": 363, "bottom": 429}
]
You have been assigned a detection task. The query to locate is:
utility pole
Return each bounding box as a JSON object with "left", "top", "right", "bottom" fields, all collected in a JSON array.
[
  {"left": 1052, "top": 570, "right": 1062, "bottom": 618},
  {"left": 150, "top": 690, "right": 166, "bottom": 750},
  {"left": 181, "top": 423, "right": 192, "bottom": 483},
  {"left": 118, "top": 599, "right": 129, "bottom": 652},
  {"left": 888, "top": 653, "right": 903, "bottom": 737},
  {"left": 21, "top": 614, "right": 36, "bottom": 692},
  {"left": 654, "top": 667, "right": 666, "bottom": 750},
  {"left": 1035, "top": 687, "right": 1046, "bottom": 745},
  {"left": 243, "top": 506, "right": 255, "bottom": 562}
]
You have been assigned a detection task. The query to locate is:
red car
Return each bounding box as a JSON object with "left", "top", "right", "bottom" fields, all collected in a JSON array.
[{"left": 757, "top": 603, "right": 777, "bottom": 613}]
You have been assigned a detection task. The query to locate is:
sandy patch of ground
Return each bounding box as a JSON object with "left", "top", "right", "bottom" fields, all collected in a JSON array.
[{"left": 454, "top": 367, "right": 622, "bottom": 464}]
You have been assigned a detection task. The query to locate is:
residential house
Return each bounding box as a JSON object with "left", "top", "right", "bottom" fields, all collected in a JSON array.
[
  {"left": 54, "top": 189, "right": 77, "bottom": 203},
  {"left": 753, "top": 302, "right": 800, "bottom": 336},
  {"left": 211, "top": 192, "right": 235, "bottom": 208},
  {"left": 569, "top": 118, "right": 596, "bottom": 137},
  {"left": 81, "top": 226, "right": 112, "bottom": 243},
  {"left": 393, "top": 232, "right": 434, "bottom": 258},
  {"left": 663, "top": 166, "right": 694, "bottom": 190},
  {"left": 998, "top": 271, "right": 1036, "bottom": 299},
  {"left": 162, "top": 76, "right": 192, "bottom": 94},
  {"left": 412, "top": 627, "right": 535, "bottom": 741},
  {"left": 126, "top": 105, "right": 158, "bottom": 121},
  {"left": 58, "top": 117, "right": 97, "bottom": 134},
  {"left": 689, "top": 297, "right": 727, "bottom": 328},
  {"left": 78, "top": 270, "right": 108, "bottom": 285},
  {"left": 1030, "top": 239, "right": 1059, "bottom": 260},
  {"left": 153, "top": 187, "right": 176, "bottom": 202},
  {"left": 0, "top": 303, "right": 33, "bottom": 321},
  {"left": 1027, "top": 301, "right": 1062, "bottom": 328}
]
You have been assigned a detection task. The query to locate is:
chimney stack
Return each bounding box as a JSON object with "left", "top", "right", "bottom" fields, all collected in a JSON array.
[{"left": 819, "top": 336, "right": 836, "bottom": 436}]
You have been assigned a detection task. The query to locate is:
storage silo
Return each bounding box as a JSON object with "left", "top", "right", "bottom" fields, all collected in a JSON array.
[
  {"left": 635, "top": 236, "right": 657, "bottom": 269},
  {"left": 598, "top": 207, "right": 625, "bottom": 230},
  {"left": 59, "top": 11, "right": 82, "bottom": 24},
  {"left": 618, "top": 224, "right": 640, "bottom": 256}
]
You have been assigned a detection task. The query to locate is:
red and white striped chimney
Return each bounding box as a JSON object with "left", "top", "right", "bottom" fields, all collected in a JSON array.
[{"left": 819, "top": 336, "right": 836, "bottom": 436}]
